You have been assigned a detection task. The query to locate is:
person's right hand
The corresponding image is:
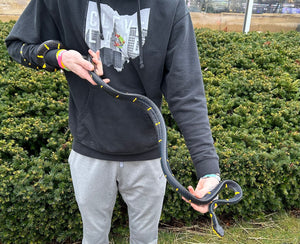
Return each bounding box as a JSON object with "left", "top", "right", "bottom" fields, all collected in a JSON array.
[
  {"left": 182, "top": 177, "right": 219, "bottom": 213},
  {"left": 60, "top": 49, "right": 110, "bottom": 85}
]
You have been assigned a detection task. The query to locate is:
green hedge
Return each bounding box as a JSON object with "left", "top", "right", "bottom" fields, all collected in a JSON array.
[
  {"left": 197, "top": 30, "right": 300, "bottom": 216},
  {"left": 1, "top": 21, "right": 299, "bottom": 243}
]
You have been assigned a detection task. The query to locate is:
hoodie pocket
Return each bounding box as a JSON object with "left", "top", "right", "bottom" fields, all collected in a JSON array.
[{"left": 76, "top": 86, "right": 158, "bottom": 155}]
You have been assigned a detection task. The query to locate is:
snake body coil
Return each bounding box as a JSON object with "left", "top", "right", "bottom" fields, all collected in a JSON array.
[{"left": 90, "top": 71, "right": 243, "bottom": 237}]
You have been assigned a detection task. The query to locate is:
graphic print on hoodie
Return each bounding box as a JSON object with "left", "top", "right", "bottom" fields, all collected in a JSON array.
[{"left": 85, "top": 2, "right": 150, "bottom": 71}]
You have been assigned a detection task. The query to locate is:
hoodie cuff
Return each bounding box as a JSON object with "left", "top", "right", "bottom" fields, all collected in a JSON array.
[
  {"left": 44, "top": 49, "right": 60, "bottom": 67},
  {"left": 194, "top": 158, "right": 220, "bottom": 180}
]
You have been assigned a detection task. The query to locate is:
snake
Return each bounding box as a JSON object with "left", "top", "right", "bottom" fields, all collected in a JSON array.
[
  {"left": 36, "top": 40, "right": 243, "bottom": 237},
  {"left": 89, "top": 72, "right": 243, "bottom": 237}
]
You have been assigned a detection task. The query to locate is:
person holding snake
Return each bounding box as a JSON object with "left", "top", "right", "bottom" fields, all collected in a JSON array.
[{"left": 6, "top": 0, "right": 242, "bottom": 243}]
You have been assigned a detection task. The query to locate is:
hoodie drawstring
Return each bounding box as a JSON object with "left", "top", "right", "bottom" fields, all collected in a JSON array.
[
  {"left": 97, "top": 0, "right": 104, "bottom": 40},
  {"left": 137, "top": 0, "right": 144, "bottom": 69},
  {"left": 96, "top": 0, "right": 144, "bottom": 69}
]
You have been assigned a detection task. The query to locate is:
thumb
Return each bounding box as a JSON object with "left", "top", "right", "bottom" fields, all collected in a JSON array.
[{"left": 188, "top": 186, "right": 202, "bottom": 199}]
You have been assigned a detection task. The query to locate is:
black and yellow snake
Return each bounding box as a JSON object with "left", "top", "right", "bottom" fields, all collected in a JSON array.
[
  {"left": 37, "top": 40, "right": 243, "bottom": 237},
  {"left": 90, "top": 71, "right": 243, "bottom": 237}
]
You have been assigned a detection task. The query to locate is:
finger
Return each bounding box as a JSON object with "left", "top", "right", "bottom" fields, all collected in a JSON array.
[
  {"left": 89, "top": 49, "right": 101, "bottom": 65},
  {"left": 88, "top": 49, "right": 97, "bottom": 59},
  {"left": 86, "top": 72, "right": 109, "bottom": 85},
  {"left": 95, "top": 60, "right": 104, "bottom": 76},
  {"left": 191, "top": 202, "right": 209, "bottom": 213},
  {"left": 182, "top": 191, "right": 210, "bottom": 213},
  {"left": 79, "top": 59, "right": 94, "bottom": 71},
  {"left": 89, "top": 49, "right": 100, "bottom": 60},
  {"left": 87, "top": 50, "right": 104, "bottom": 77},
  {"left": 91, "top": 57, "right": 100, "bottom": 66},
  {"left": 95, "top": 68, "right": 104, "bottom": 77},
  {"left": 187, "top": 186, "right": 195, "bottom": 194},
  {"left": 182, "top": 195, "right": 209, "bottom": 213},
  {"left": 81, "top": 72, "right": 97, "bottom": 85},
  {"left": 85, "top": 74, "right": 97, "bottom": 85},
  {"left": 188, "top": 185, "right": 203, "bottom": 199},
  {"left": 96, "top": 50, "right": 100, "bottom": 59},
  {"left": 70, "top": 63, "right": 97, "bottom": 85},
  {"left": 182, "top": 196, "right": 191, "bottom": 204},
  {"left": 103, "top": 78, "right": 110, "bottom": 84}
]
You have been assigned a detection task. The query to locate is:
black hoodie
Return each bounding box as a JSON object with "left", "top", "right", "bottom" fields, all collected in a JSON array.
[{"left": 6, "top": 0, "right": 220, "bottom": 178}]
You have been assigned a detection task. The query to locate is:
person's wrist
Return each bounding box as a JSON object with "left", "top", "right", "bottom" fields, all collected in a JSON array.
[
  {"left": 201, "top": 173, "right": 221, "bottom": 182},
  {"left": 56, "top": 49, "right": 70, "bottom": 71}
]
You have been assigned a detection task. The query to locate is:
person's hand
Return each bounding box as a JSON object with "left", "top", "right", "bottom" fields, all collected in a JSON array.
[
  {"left": 61, "top": 49, "right": 110, "bottom": 85},
  {"left": 183, "top": 177, "right": 219, "bottom": 213}
]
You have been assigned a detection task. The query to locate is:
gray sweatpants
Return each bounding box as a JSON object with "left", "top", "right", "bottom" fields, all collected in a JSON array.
[{"left": 68, "top": 150, "right": 167, "bottom": 244}]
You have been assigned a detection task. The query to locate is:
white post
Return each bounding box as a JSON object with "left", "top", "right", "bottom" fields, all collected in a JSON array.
[{"left": 243, "top": 0, "right": 254, "bottom": 33}]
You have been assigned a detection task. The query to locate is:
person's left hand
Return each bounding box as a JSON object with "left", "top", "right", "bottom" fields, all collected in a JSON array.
[{"left": 182, "top": 177, "right": 219, "bottom": 213}]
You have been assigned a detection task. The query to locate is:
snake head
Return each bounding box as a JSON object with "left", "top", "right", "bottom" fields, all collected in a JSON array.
[
  {"left": 209, "top": 202, "right": 224, "bottom": 238},
  {"left": 212, "top": 221, "right": 224, "bottom": 238}
]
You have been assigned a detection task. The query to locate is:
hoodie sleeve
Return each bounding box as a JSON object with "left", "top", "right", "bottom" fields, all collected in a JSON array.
[
  {"left": 5, "top": 0, "right": 60, "bottom": 70},
  {"left": 161, "top": 2, "right": 220, "bottom": 179}
]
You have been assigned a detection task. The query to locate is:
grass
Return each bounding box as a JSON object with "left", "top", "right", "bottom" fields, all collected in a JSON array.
[{"left": 108, "top": 211, "right": 300, "bottom": 244}]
